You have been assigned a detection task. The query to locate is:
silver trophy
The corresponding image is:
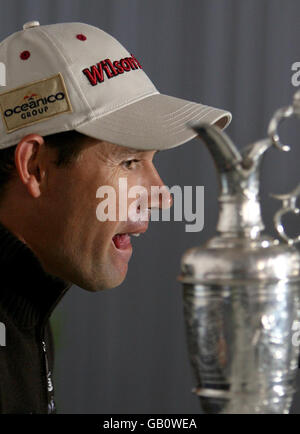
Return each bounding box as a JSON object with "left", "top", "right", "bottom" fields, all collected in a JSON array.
[{"left": 178, "top": 91, "right": 300, "bottom": 414}]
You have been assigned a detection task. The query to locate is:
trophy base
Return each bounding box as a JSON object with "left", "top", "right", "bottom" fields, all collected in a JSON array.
[{"left": 195, "top": 389, "right": 295, "bottom": 414}]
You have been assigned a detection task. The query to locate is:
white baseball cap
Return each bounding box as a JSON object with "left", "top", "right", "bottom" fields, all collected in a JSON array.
[{"left": 0, "top": 21, "right": 232, "bottom": 151}]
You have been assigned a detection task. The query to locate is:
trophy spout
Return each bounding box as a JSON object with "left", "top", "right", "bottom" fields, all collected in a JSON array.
[
  {"left": 189, "top": 122, "right": 267, "bottom": 238},
  {"left": 188, "top": 122, "right": 243, "bottom": 197}
]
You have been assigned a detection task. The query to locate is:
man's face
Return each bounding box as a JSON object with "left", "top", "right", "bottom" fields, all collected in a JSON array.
[{"left": 32, "top": 137, "right": 171, "bottom": 291}]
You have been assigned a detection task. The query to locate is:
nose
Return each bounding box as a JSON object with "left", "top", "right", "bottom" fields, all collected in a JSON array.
[{"left": 146, "top": 168, "right": 173, "bottom": 210}]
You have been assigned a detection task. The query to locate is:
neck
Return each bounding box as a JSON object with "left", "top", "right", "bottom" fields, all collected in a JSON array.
[{"left": 0, "top": 220, "right": 71, "bottom": 328}]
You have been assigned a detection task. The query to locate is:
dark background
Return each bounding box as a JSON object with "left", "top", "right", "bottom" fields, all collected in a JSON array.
[{"left": 0, "top": 0, "right": 300, "bottom": 413}]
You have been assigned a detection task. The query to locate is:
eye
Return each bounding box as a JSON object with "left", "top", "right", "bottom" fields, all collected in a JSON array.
[{"left": 122, "top": 159, "right": 140, "bottom": 170}]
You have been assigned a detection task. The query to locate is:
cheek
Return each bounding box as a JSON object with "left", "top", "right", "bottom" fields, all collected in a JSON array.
[
  {"left": 46, "top": 165, "right": 106, "bottom": 216},
  {"left": 46, "top": 163, "right": 127, "bottom": 243}
]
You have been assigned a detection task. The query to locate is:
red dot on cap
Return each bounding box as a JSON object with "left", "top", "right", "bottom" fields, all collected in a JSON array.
[
  {"left": 20, "top": 50, "right": 31, "bottom": 60},
  {"left": 76, "top": 34, "right": 87, "bottom": 41}
]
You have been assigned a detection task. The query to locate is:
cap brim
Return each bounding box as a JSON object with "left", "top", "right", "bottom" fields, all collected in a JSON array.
[{"left": 75, "top": 93, "right": 232, "bottom": 151}]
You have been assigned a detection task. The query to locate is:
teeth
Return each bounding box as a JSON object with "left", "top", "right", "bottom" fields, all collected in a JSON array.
[{"left": 131, "top": 233, "right": 141, "bottom": 237}]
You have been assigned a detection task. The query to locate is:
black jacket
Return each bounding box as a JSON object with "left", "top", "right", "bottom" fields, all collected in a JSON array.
[{"left": 0, "top": 222, "right": 70, "bottom": 414}]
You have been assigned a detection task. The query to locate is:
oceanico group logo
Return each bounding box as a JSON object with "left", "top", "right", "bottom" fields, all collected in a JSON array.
[
  {"left": 0, "top": 62, "right": 6, "bottom": 87},
  {"left": 0, "top": 73, "right": 72, "bottom": 133},
  {"left": 3, "top": 90, "right": 66, "bottom": 120}
]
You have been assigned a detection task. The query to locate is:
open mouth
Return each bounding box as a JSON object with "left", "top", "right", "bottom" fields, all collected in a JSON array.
[{"left": 112, "top": 233, "right": 141, "bottom": 250}]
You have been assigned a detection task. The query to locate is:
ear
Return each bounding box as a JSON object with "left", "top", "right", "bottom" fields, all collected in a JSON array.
[{"left": 14, "top": 134, "right": 46, "bottom": 198}]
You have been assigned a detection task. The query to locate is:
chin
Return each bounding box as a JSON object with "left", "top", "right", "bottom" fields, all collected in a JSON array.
[
  {"left": 65, "top": 253, "right": 129, "bottom": 291},
  {"left": 76, "top": 272, "right": 127, "bottom": 292}
]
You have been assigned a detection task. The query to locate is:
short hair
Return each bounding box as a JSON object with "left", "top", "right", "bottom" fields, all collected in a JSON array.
[{"left": 0, "top": 130, "right": 88, "bottom": 201}]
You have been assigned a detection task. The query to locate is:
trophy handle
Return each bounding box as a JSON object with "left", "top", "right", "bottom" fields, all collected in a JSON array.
[
  {"left": 268, "top": 90, "right": 300, "bottom": 152},
  {"left": 267, "top": 90, "right": 300, "bottom": 245},
  {"left": 271, "top": 184, "right": 300, "bottom": 245}
]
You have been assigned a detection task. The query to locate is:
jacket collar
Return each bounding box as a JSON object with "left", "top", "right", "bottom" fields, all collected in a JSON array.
[{"left": 0, "top": 221, "right": 71, "bottom": 329}]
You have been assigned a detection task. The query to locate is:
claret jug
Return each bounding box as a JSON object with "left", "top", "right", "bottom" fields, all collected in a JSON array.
[{"left": 179, "top": 91, "right": 300, "bottom": 414}]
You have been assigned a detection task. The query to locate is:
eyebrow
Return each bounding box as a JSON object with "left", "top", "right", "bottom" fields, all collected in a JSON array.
[{"left": 117, "top": 148, "right": 159, "bottom": 158}]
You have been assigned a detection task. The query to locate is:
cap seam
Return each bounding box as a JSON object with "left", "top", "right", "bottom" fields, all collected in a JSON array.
[
  {"left": 77, "top": 108, "right": 230, "bottom": 139},
  {"left": 96, "top": 101, "right": 210, "bottom": 124},
  {"left": 0, "top": 28, "right": 23, "bottom": 49},
  {"left": 75, "top": 89, "right": 159, "bottom": 127},
  {"left": 37, "top": 26, "right": 95, "bottom": 120},
  {"left": 166, "top": 106, "right": 214, "bottom": 127}
]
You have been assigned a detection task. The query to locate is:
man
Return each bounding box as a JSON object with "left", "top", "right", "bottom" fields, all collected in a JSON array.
[{"left": 0, "top": 21, "right": 231, "bottom": 413}]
